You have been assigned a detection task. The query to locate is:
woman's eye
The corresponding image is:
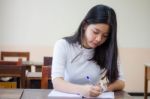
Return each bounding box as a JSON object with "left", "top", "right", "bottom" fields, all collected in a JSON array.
[
  {"left": 103, "top": 35, "right": 108, "bottom": 38},
  {"left": 93, "top": 31, "right": 99, "bottom": 34}
]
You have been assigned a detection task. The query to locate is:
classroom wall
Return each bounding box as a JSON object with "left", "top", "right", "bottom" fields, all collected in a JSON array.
[{"left": 0, "top": 0, "right": 150, "bottom": 92}]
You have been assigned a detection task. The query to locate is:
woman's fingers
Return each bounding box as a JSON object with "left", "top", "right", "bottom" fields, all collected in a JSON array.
[{"left": 89, "top": 86, "right": 101, "bottom": 97}]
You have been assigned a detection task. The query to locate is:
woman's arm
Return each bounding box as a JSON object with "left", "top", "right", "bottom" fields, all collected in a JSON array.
[
  {"left": 52, "top": 77, "right": 101, "bottom": 97},
  {"left": 52, "top": 40, "right": 100, "bottom": 97},
  {"left": 107, "top": 80, "right": 125, "bottom": 91}
]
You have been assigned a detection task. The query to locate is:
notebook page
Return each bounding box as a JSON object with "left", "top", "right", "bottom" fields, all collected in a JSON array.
[{"left": 48, "top": 90, "right": 114, "bottom": 98}]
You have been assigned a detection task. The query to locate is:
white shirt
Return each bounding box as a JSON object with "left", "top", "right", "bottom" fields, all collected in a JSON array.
[{"left": 52, "top": 39, "right": 124, "bottom": 85}]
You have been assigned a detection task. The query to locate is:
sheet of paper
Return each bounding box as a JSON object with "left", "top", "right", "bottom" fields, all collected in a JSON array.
[{"left": 48, "top": 90, "right": 114, "bottom": 98}]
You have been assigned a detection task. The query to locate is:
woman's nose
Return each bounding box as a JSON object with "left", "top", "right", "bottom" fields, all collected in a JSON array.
[{"left": 95, "top": 35, "right": 102, "bottom": 42}]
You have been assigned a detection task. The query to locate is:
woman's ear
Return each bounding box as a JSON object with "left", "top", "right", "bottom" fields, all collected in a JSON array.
[{"left": 82, "top": 21, "right": 88, "bottom": 31}]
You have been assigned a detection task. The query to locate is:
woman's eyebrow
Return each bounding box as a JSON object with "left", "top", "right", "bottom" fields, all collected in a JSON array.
[
  {"left": 95, "top": 28, "right": 108, "bottom": 34},
  {"left": 94, "top": 28, "right": 100, "bottom": 32}
]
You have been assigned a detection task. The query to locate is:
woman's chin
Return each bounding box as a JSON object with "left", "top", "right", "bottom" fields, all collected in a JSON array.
[{"left": 90, "top": 45, "right": 97, "bottom": 48}]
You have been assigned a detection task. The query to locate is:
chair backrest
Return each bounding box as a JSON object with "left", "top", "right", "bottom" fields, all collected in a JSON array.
[
  {"left": 43, "top": 56, "right": 52, "bottom": 66},
  {"left": 0, "top": 58, "right": 22, "bottom": 65},
  {"left": 41, "top": 56, "right": 52, "bottom": 89},
  {"left": 1, "top": 51, "right": 30, "bottom": 61}
]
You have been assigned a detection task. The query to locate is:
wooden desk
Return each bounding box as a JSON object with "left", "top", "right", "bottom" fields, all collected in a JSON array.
[
  {"left": 21, "top": 89, "right": 133, "bottom": 99},
  {"left": 22, "top": 89, "right": 50, "bottom": 99},
  {"left": 0, "top": 65, "right": 26, "bottom": 88},
  {"left": 144, "top": 63, "right": 150, "bottom": 99},
  {"left": 114, "top": 91, "right": 133, "bottom": 99},
  {"left": 0, "top": 89, "right": 23, "bottom": 99},
  {"left": 0, "top": 89, "right": 133, "bottom": 99}
]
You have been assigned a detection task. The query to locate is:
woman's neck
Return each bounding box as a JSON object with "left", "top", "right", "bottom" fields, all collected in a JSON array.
[{"left": 81, "top": 38, "right": 92, "bottom": 49}]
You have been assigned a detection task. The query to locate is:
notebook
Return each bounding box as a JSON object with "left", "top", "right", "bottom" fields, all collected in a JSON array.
[{"left": 48, "top": 89, "right": 114, "bottom": 98}]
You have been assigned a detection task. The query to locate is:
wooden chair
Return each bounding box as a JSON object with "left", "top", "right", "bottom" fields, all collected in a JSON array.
[
  {"left": 0, "top": 51, "right": 29, "bottom": 88},
  {"left": 1, "top": 51, "right": 30, "bottom": 61},
  {"left": 41, "top": 57, "right": 52, "bottom": 89},
  {"left": 144, "top": 64, "right": 150, "bottom": 99},
  {"left": 0, "top": 59, "right": 26, "bottom": 88},
  {"left": 43, "top": 57, "right": 52, "bottom": 66},
  {"left": 26, "top": 57, "right": 52, "bottom": 89},
  {"left": 0, "top": 59, "right": 22, "bottom": 65}
]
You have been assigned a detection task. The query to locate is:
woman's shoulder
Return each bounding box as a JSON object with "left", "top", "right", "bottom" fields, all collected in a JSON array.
[
  {"left": 55, "top": 38, "right": 80, "bottom": 49},
  {"left": 55, "top": 39, "right": 70, "bottom": 47},
  {"left": 55, "top": 38, "right": 68, "bottom": 44}
]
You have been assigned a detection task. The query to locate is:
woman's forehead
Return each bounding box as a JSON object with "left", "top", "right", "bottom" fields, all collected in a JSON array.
[{"left": 89, "top": 23, "right": 109, "bottom": 33}]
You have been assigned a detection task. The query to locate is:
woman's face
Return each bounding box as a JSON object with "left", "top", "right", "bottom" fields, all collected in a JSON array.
[{"left": 83, "top": 23, "right": 109, "bottom": 48}]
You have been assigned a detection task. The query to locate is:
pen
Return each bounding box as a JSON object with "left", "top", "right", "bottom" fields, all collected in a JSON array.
[
  {"left": 76, "top": 93, "right": 86, "bottom": 98},
  {"left": 86, "top": 76, "right": 105, "bottom": 92},
  {"left": 86, "top": 76, "right": 95, "bottom": 85}
]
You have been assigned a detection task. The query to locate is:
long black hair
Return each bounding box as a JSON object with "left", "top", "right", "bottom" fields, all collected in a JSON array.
[{"left": 64, "top": 4, "right": 118, "bottom": 83}]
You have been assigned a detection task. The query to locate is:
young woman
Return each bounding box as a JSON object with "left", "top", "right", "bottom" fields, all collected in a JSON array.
[{"left": 51, "top": 4, "right": 125, "bottom": 97}]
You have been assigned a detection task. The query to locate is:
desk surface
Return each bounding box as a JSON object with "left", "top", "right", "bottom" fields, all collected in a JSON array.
[
  {"left": 0, "top": 89, "right": 133, "bottom": 99},
  {"left": 0, "top": 89, "right": 23, "bottom": 99},
  {"left": 22, "top": 89, "right": 50, "bottom": 99}
]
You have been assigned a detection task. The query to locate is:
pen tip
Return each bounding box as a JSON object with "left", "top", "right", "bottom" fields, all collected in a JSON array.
[{"left": 86, "top": 76, "right": 89, "bottom": 79}]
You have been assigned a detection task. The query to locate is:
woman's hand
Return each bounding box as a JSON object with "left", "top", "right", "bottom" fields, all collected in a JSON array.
[
  {"left": 52, "top": 78, "right": 104, "bottom": 98},
  {"left": 79, "top": 85, "right": 101, "bottom": 97}
]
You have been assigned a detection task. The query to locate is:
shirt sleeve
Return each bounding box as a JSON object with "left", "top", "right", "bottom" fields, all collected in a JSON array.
[{"left": 51, "top": 39, "right": 68, "bottom": 80}]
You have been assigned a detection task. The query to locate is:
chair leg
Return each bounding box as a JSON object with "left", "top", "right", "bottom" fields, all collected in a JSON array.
[{"left": 144, "top": 66, "right": 148, "bottom": 99}]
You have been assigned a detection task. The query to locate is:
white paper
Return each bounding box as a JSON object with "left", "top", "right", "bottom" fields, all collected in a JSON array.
[{"left": 48, "top": 90, "right": 114, "bottom": 99}]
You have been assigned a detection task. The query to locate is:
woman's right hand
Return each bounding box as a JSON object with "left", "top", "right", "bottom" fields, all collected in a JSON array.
[
  {"left": 79, "top": 85, "right": 101, "bottom": 98},
  {"left": 52, "top": 77, "right": 102, "bottom": 97}
]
